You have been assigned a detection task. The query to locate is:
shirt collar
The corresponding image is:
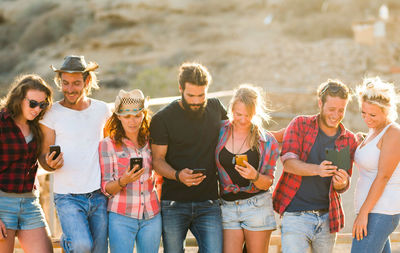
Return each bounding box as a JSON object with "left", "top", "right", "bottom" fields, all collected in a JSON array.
[
  {"left": 223, "top": 120, "right": 268, "bottom": 143},
  {"left": 122, "top": 137, "right": 148, "bottom": 149}
]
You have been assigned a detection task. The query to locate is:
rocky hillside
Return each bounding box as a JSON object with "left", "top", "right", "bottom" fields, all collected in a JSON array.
[{"left": 0, "top": 0, "right": 399, "bottom": 131}]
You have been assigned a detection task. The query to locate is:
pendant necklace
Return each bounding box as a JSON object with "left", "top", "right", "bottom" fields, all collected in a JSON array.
[{"left": 231, "top": 125, "right": 250, "bottom": 164}]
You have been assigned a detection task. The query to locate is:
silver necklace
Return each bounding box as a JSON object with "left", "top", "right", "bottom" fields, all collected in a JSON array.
[{"left": 231, "top": 125, "right": 249, "bottom": 164}]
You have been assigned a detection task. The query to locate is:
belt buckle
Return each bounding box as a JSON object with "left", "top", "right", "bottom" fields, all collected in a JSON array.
[{"left": 311, "top": 209, "right": 328, "bottom": 215}]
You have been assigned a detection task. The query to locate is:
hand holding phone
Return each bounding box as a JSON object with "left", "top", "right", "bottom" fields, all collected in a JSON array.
[
  {"left": 130, "top": 157, "right": 143, "bottom": 172},
  {"left": 49, "top": 145, "right": 61, "bottom": 160},
  {"left": 192, "top": 168, "right": 207, "bottom": 175},
  {"left": 235, "top": 154, "right": 248, "bottom": 167}
]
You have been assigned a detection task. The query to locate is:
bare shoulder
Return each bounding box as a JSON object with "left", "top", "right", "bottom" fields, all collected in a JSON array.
[
  {"left": 386, "top": 123, "right": 400, "bottom": 137},
  {"left": 382, "top": 123, "right": 400, "bottom": 147}
]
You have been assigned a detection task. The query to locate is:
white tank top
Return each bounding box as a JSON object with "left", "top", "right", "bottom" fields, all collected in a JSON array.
[{"left": 354, "top": 123, "right": 400, "bottom": 214}]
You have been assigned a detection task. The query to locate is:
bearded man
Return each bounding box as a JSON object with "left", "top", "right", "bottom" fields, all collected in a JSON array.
[{"left": 150, "top": 62, "right": 227, "bottom": 253}]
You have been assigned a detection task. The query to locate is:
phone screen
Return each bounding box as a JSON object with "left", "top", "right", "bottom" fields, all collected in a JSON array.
[
  {"left": 130, "top": 157, "right": 143, "bottom": 172},
  {"left": 235, "top": 154, "right": 248, "bottom": 166},
  {"left": 49, "top": 145, "right": 60, "bottom": 160},
  {"left": 192, "top": 168, "right": 207, "bottom": 174}
]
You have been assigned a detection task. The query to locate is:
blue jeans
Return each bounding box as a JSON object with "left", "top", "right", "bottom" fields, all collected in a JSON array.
[
  {"left": 54, "top": 190, "right": 108, "bottom": 253},
  {"left": 108, "top": 212, "right": 162, "bottom": 253},
  {"left": 351, "top": 213, "right": 400, "bottom": 253},
  {"left": 281, "top": 211, "right": 336, "bottom": 253},
  {"left": 161, "top": 199, "right": 223, "bottom": 253}
]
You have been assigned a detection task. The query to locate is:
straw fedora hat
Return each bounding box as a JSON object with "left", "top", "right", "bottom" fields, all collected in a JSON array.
[
  {"left": 51, "top": 55, "right": 98, "bottom": 73},
  {"left": 114, "top": 89, "right": 149, "bottom": 116}
]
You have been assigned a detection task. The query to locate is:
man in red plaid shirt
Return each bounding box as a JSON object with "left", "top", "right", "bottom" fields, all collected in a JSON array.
[{"left": 273, "top": 80, "right": 358, "bottom": 253}]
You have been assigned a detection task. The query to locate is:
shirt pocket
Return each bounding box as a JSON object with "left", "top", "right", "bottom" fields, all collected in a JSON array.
[{"left": 115, "top": 151, "right": 130, "bottom": 170}]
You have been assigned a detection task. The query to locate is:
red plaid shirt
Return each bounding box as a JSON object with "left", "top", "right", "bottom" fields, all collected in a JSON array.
[
  {"left": 0, "top": 109, "right": 38, "bottom": 193},
  {"left": 272, "top": 114, "right": 358, "bottom": 233}
]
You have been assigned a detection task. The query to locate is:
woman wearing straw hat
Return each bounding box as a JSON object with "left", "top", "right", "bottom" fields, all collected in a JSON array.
[{"left": 99, "top": 89, "right": 161, "bottom": 253}]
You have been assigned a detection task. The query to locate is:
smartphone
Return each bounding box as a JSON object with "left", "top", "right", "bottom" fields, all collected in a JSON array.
[
  {"left": 49, "top": 145, "right": 61, "bottom": 160},
  {"left": 325, "top": 147, "right": 351, "bottom": 172},
  {"left": 235, "top": 154, "right": 248, "bottom": 166},
  {"left": 130, "top": 157, "right": 143, "bottom": 172},
  {"left": 192, "top": 168, "right": 207, "bottom": 174}
]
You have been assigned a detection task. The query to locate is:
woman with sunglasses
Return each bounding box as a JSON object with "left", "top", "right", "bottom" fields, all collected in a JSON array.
[
  {"left": 351, "top": 77, "right": 400, "bottom": 253},
  {"left": 0, "top": 74, "right": 53, "bottom": 252},
  {"left": 215, "top": 84, "right": 279, "bottom": 253},
  {"left": 99, "top": 89, "right": 161, "bottom": 253}
]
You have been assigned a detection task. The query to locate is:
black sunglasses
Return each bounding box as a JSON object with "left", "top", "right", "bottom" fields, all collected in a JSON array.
[{"left": 25, "top": 98, "right": 49, "bottom": 109}]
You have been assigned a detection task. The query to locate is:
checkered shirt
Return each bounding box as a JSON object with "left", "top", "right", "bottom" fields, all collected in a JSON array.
[
  {"left": 0, "top": 109, "right": 38, "bottom": 193},
  {"left": 99, "top": 137, "right": 159, "bottom": 219},
  {"left": 272, "top": 114, "right": 358, "bottom": 233},
  {"left": 216, "top": 120, "right": 279, "bottom": 194}
]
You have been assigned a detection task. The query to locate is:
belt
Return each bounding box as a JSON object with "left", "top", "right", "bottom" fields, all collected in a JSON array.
[{"left": 301, "top": 209, "right": 329, "bottom": 215}]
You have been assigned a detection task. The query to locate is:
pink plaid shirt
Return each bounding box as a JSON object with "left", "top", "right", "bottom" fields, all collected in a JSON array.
[{"left": 99, "top": 137, "right": 160, "bottom": 219}]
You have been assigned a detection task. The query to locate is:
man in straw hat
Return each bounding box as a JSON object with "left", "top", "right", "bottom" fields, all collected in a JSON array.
[
  {"left": 39, "top": 55, "right": 111, "bottom": 253},
  {"left": 150, "top": 62, "right": 228, "bottom": 253}
]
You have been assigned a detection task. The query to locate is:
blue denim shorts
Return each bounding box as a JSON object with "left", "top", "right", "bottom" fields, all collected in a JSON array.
[
  {"left": 0, "top": 195, "right": 47, "bottom": 230},
  {"left": 221, "top": 191, "right": 277, "bottom": 231}
]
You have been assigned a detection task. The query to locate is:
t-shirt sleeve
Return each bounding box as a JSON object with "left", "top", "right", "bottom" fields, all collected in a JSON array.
[
  {"left": 105, "top": 103, "right": 113, "bottom": 119},
  {"left": 215, "top": 98, "right": 228, "bottom": 120},
  {"left": 39, "top": 108, "right": 56, "bottom": 130},
  {"left": 149, "top": 114, "right": 169, "bottom": 145}
]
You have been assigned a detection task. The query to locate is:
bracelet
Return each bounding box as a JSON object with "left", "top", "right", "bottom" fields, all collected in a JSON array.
[
  {"left": 118, "top": 177, "right": 126, "bottom": 188},
  {"left": 250, "top": 171, "right": 260, "bottom": 182},
  {"left": 175, "top": 170, "right": 181, "bottom": 183}
]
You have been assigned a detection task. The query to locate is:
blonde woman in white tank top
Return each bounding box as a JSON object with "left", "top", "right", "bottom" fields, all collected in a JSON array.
[{"left": 351, "top": 77, "right": 400, "bottom": 253}]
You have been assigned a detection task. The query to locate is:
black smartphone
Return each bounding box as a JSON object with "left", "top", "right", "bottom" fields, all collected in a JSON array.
[
  {"left": 325, "top": 147, "right": 351, "bottom": 172},
  {"left": 130, "top": 157, "right": 143, "bottom": 172},
  {"left": 192, "top": 168, "right": 207, "bottom": 174},
  {"left": 49, "top": 145, "right": 60, "bottom": 160}
]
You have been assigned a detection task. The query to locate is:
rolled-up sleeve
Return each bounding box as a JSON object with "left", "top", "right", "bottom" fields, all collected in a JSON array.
[
  {"left": 280, "top": 116, "right": 302, "bottom": 164},
  {"left": 260, "top": 136, "right": 280, "bottom": 179},
  {"left": 99, "top": 139, "right": 115, "bottom": 198}
]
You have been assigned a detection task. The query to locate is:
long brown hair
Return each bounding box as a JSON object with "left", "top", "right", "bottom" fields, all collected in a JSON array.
[
  {"left": 104, "top": 110, "right": 151, "bottom": 147},
  {"left": 0, "top": 74, "right": 53, "bottom": 156}
]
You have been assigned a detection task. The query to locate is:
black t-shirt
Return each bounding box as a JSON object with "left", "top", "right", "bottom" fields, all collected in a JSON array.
[
  {"left": 219, "top": 147, "right": 263, "bottom": 201},
  {"left": 149, "top": 98, "right": 227, "bottom": 202},
  {"left": 286, "top": 128, "right": 340, "bottom": 212}
]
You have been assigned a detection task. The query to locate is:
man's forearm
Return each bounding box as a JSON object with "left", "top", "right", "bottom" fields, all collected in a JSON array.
[
  {"left": 283, "top": 158, "right": 319, "bottom": 176},
  {"left": 153, "top": 158, "right": 177, "bottom": 180},
  {"left": 38, "top": 154, "right": 54, "bottom": 172}
]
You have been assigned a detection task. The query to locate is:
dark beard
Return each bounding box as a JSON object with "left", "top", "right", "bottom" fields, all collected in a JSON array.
[{"left": 181, "top": 95, "right": 207, "bottom": 119}]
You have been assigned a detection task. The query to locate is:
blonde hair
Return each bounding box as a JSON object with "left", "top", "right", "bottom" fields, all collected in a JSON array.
[
  {"left": 356, "top": 77, "right": 399, "bottom": 121},
  {"left": 228, "top": 84, "right": 271, "bottom": 151}
]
